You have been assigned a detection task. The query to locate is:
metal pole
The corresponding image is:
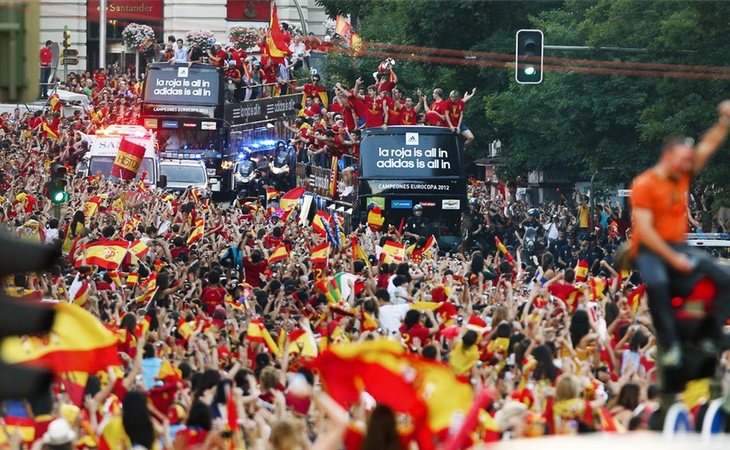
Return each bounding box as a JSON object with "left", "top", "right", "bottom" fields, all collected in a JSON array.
[
  {"left": 589, "top": 170, "right": 597, "bottom": 230},
  {"left": 99, "top": 0, "right": 107, "bottom": 69}
]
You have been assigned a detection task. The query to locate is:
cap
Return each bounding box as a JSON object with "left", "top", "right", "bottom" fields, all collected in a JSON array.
[{"left": 43, "top": 419, "right": 76, "bottom": 445}]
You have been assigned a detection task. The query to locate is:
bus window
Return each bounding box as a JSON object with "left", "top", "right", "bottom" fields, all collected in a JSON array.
[
  {"left": 161, "top": 164, "right": 207, "bottom": 184},
  {"left": 158, "top": 128, "right": 222, "bottom": 151}
]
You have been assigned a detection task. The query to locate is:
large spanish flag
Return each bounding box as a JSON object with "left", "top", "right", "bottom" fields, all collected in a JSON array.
[
  {"left": 268, "top": 243, "right": 289, "bottom": 264},
  {"left": 134, "top": 273, "right": 158, "bottom": 304},
  {"left": 280, "top": 186, "right": 305, "bottom": 211},
  {"left": 75, "top": 239, "right": 129, "bottom": 270},
  {"left": 0, "top": 302, "right": 120, "bottom": 373},
  {"left": 111, "top": 137, "right": 146, "bottom": 180},
  {"left": 311, "top": 210, "right": 331, "bottom": 236},
  {"left": 575, "top": 259, "right": 589, "bottom": 282},
  {"left": 266, "top": 4, "right": 292, "bottom": 64},
  {"left": 335, "top": 15, "right": 351, "bottom": 36},
  {"left": 0, "top": 416, "right": 35, "bottom": 445}
]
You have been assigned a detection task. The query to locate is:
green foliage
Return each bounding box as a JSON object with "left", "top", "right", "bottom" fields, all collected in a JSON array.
[{"left": 319, "top": 0, "right": 730, "bottom": 206}]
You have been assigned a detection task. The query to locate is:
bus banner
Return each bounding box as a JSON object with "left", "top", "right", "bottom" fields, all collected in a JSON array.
[
  {"left": 224, "top": 93, "right": 300, "bottom": 125},
  {"left": 359, "top": 132, "right": 462, "bottom": 179},
  {"left": 143, "top": 66, "right": 221, "bottom": 106}
]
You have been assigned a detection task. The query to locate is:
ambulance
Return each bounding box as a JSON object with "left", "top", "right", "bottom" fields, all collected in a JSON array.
[{"left": 77, "top": 125, "right": 166, "bottom": 187}]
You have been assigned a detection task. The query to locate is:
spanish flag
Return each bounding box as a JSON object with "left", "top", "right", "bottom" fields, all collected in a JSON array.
[
  {"left": 72, "top": 279, "right": 90, "bottom": 306},
  {"left": 411, "top": 235, "right": 436, "bottom": 263},
  {"left": 129, "top": 239, "right": 149, "bottom": 260},
  {"left": 107, "top": 270, "right": 122, "bottom": 288},
  {"left": 126, "top": 271, "right": 139, "bottom": 287},
  {"left": 495, "top": 236, "right": 514, "bottom": 263},
  {"left": 280, "top": 186, "right": 305, "bottom": 212},
  {"left": 43, "top": 121, "right": 59, "bottom": 140},
  {"left": 627, "top": 284, "right": 646, "bottom": 316},
  {"left": 266, "top": 187, "right": 281, "bottom": 203},
  {"left": 190, "top": 186, "right": 202, "bottom": 204},
  {"left": 350, "top": 32, "right": 363, "bottom": 53},
  {"left": 268, "top": 243, "right": 289, "bottom": 264},
  {"left": 187, "top": 218, "right": 204, "bottom": 245},
  {"left": 351, "top": 236, "right": 371, "bottom": 267},
  {"left": 310, "top": 242, "right": 330, "bottom": 267},
  {"left": 83, "top": 194, "right": 108, "bottom": 218},
  {"left": 335, "top": 15, "right": 351, "bottom": 36},
  {"left": 246, "top": 319, "right": 281, "bottom": 357},
  {"left": 381, "top": 241, "right": 405, "bottom": 263},
  {"left": 156, "top": 359, "right": 182, "bottom": 383},
  {"left": 98, "top": 415, "right": 131, "bottom": 450},
  {"left": 283, "top": 328, "right": 318, "bottom": 358},
  {"left": 312, "top": 210, "right": 331, "bottom": 236},
  {"left": 575, "top": 259, "right": 589, "bottom": 282},
  {"left": 360, "top": 310, "right": 379, "bottom": 332},
  {"left": 75, "top": 239, "right": 129, "bottom": 270},
  {"left": 134, "top": 273, "right": 158, "bottom": 304},
  {"left": 367, "top": 205, "right": 385, "bottom": 231},
  {"left": 266, "top": 4, "right": 292, "bottom": 64},
  {"left": 0, "top": 302, "right": 120, "bottom": 373},
  {"left": 0, "top": 416, "right": 36, "bottom": 445},
  {"left": 49, "top": 93, "right": 62, "bottom": 113}
]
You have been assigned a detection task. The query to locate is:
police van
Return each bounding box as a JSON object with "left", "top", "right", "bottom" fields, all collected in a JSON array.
[
  {"left": 77, "top": 125, "right": 165, "bottom": 187},
  {"left": 160, "top": 157, "right": 210, "bottom": 194}
]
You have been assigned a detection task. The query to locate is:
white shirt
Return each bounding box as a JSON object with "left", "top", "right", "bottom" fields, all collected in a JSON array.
[
  {"left": 289, "top": 41, "right": 307, "bottom": 58},
  {"left": 379, "top": 303, "right": 410, "bottom": 335},
  {"left": 173, "top": 46, "right": 189, "bottom": 63}
]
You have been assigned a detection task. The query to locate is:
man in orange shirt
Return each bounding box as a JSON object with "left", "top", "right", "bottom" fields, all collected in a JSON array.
[{"left": 630, "top": 100, "right": 730, "bottom": 367}]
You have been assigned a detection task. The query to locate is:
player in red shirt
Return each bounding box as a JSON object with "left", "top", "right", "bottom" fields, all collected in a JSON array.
[
  {"left": 399, "top": 309, "right": 438, "bottom": 352},
  {"left": 424, "top": 88, "right": 448, "bottom": 126},
  {"left": 362, "top": 86, "right": 388, "bottom": 129},
  {"left": 445, "top": 88, "right": 477, "bottom": 146},
  {"left": 207, "top": 44, "right": 228, "bottom": 68},
  {"left": 39, "top": 40, "right": 53, "bottom": 99},
  {"left": 400, "top": 96, "right": 423, "bottom": 125},
  {"left": 376, "top": 70, "right": 398, "bottom": 94},
  {"left": 296, "top": 73, "right": 328, "bottom": 107}
]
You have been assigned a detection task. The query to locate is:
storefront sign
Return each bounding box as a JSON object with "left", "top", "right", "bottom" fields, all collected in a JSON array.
[
  {"left": 227, "top": 0, "right": 271, "bottom": 22},
  {"left": 87, "top": 0, "right": 164, "bottom": 21}
]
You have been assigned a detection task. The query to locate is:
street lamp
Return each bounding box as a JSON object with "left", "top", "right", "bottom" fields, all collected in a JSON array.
[{"left": 589, "top": 166, "right": 615, "bottom": 229}]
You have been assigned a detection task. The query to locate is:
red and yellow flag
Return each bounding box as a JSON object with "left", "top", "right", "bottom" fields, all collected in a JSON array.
[
  {"left": 129, "top": 239, "right": 149, "bottom": 260},
  {"left": 125, "top": 271, "right": 139, "bottom": 287},
  {"left": 134, "top": 273, "right": 158, "bottom": 304},
  {"left": 310, "top": 242, "right": 330, "bottom": 268},
  {"left": 0, "top": 416, "right": 36, "bottom": 445},
  {"left": 72, "top": 279, "right": 90, "bottom": 306},
  {"left": 350, "top": 32, "right": 363, "bottom": 52},
  {"left": 351, "top": 236, "right": 371, "bottom": 267},
  {"left": 266, "top": 4, "right": 292, "bottom": 64},
  {"left": 268, "top": 243, "right": 289, "bottom": 264},
  {"left": 367, "top": 205, "right": 385, "bottom": 231},
  {"left": 280, "top": 186, "right": 305, "bottom": 211},
  {"left": 83, "top": 194, "right": 108, "bottom": 218},
  {"left": 312, "top": 210, "right": 331, "bottom": 236},
  {"left": 75, "top": 239, "right": 129, "bottom": 270},
  {"left": 381, "top": 241, "right": 405, "bottom": 263},
  {"left": 265, "top": 187, "right": 281, "bottom": 203},
  {"left": 335, "top": 15, "right": 351, "bottom": 36},
  {"left": 575, "top": 259, "right": 589, "bottom": 282},
  {"left": 187, "top": 218, "right": 204, "bottom": 245},
  {"left": 246, "top": 319, "right": 281, "bottom": 357},
  {"left": 49, "top": 93, "right": 62, "bottom": 113},
  {"left": 495, "top": 236, "right": 514, "bottom": 263},
  {"left": 111, "top": 138, "right": 146, "bottom": 180},
  {"left": 0, "top": 302, "right": 120, "bottom": 373},
  {"left": 42, "top": 121, "right": 59, "bottom": 140}
]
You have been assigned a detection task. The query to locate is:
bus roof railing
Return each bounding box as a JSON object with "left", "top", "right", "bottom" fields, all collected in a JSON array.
[{"left": 687, "top": 233, "right": 730, "bottom": 240}]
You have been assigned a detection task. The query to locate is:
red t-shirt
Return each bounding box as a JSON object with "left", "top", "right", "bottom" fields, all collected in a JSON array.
[
  {"left": 201, "top": 286, "right": 227, "bottom": 314},
  {"left": 244, "top": 258, "right": 268, "bottom": 287},
  {"left": 387, "top": 101, "right": 402, "bottom": 126},
  {"left": 94, "top": 72, "right": 107, "bottom": 90},
  {"left": 400, "top": 324, "right": 430, "bottom": 347},
  {"left": 364, "top": 97, "right": 386, "bottom": 127},
  {"left": 348, "top": 92, "right": 367, "bottom": 119},
  {"left": 378, "top": 80, "right": 396, "bottom": 94},
  {"left": 445, "top": 99, "right": 465, "bottom": 126},
  {"left": 425, "top": 100, "right": 447, "bottom": 126},
  {"left": 224, "top": 68, "right": 241, "bottom": 81},
  {"left": 304, "top": 84, "right": 326, "bottom": 101},
  {"left": 40, "top": 47, "right": 53, "bottom": 67},
  {"left": 210, "top": 50, "right": 228, "bottom": 67},
  {"left": 303, "top": 103, "right": 322, "bottom": 117},
  {"left": 230, "top": 48, "right": 247, "bottom": 68},
  {"left": 400, "top": 106, "right": 418, "bottom": 125}
]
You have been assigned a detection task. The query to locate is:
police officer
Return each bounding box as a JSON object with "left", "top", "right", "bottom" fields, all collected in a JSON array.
[
  {"left": 403, "top": 204, "right": 430, "bottom": 242},
  {"left": 467, "top": 197, "right": 488, "bottom": 252}
]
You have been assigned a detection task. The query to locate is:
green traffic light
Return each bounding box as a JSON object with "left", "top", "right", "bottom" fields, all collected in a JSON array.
[
  {"left": 524, "top": 66, "right": 536, "bottom": 76},
  {"left": 52, "top": 191, "right": 67, "bottom": 204}
]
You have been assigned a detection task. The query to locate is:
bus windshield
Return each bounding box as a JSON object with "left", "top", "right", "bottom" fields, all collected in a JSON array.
[
  {"left": 89, "top": 156, "right": 155, "bottom": 181},
  {"left": 161, "top": 164, "right": 207, "bottom": 184},
  {"left": 158, "top": 128, "right": 221, "bottom": 151},
  {"left": 359, "top": 132, "right": 462, "bottom": 179}
]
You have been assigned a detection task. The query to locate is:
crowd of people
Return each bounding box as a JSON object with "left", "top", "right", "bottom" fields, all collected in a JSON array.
[{"left": 0, "top": 27, "right": 725, "bottom": 450}]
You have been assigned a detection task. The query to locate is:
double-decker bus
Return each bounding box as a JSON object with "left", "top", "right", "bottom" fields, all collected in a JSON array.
[
  {"left": 357, "top": 126, "right": 467, "bottom": 240},
  {"left": 140, "top": 62, "right": 300, "bottom": 197}
]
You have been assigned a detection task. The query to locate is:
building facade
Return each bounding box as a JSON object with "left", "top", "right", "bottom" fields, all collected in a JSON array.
[{"left": 40, "top": 0, "right": 329, "bottom": 72}]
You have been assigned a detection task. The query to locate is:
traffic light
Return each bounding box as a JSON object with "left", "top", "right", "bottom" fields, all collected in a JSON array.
[
  {"left": 0, "top": 234, "right": 58, "bottom": 399},
  {"left": 515, "top": 29, "right": 544, "bottom": 84},
  {"left": 47, "top": 163, "right": 68, "bottom": 204},
  {"left": 63, "top": 25, "right": 71, "bottom": 49}
]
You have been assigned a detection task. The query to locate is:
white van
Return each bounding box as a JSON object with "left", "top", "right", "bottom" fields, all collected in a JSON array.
[
  {"left": 78, "top": 125, "right": 165, "bottom": 187},
  {"left": 160, "top": 159, "right": 209, "bottom": 193}
]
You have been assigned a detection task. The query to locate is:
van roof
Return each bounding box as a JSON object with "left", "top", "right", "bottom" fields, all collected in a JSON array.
[{"left": 88, "top": 135, "right": 157, "bottom": 158}]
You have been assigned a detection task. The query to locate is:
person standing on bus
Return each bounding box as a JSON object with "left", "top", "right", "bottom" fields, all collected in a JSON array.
[
  {"left": 39, "top": 40, "right": 53, "bottom": 99},
  {"left": 208, "top": 44, "right": 227, "bottom": 68},
  {"left": 445, "top": 89, "right": 476, "bottom": 146},
  {"left": 223, "top": 62, "right": 242, "bottom": 102},
  {"left": 423, "top": 88, "right": 448, "bottom": 127},
  {"left": 172, "top": 39, "right": 188, "bottom": 64},
  {"left": 360, "top": 85, "right": 388, "bottom": 130},
  {"left": 400, "top": 95, "right": 424, "bottom": 126}
]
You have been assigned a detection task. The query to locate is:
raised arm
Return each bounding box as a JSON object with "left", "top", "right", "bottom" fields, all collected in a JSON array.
[{"left": 693, "top": 100, "right": 730, "bottom": 173}]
